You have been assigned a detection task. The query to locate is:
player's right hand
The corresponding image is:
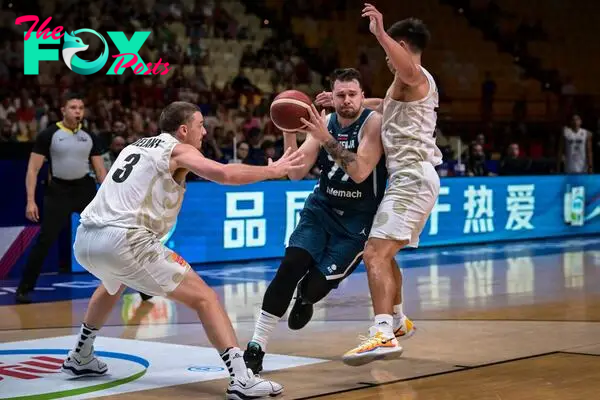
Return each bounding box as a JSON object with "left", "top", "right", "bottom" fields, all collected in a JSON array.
[
  {"left": 26, "top": 201, "right": 39, "bottom": 222},
  {"left": 268, "top": 147, "right": 306, "bottom": 177},
  {"left": 315, "top": 91, "right": 333, "bottom": 108}
]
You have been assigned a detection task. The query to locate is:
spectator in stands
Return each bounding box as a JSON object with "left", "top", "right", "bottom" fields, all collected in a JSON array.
[
  {"left": 232, "top": 69, "right": 258, "bottom": 95},
  {"left": 235, "top": 141, "right": 251, "bottom": 164},
  {"left": 0, "top": 120, "right": 16, "bottom": 142},
  {"left": 240, "top": 45, "right": 257, "bottom": 68},
  {"left": 201, "top": 130, "right": 225, "bottom": 163},
  {"left": 0, "top": 98, "right": 16, "bottom": 120},
  {"left": 499, "top": 143, "right": 531, "bottom": 175},
  {"left": 246, "top": 127, "right": 265, "bottom": 165},
  {"left": 242, "top": 112, "right": 261, "bottom": 137},
  {"left": 467, "top": 143, "right": 493, "bottom": 176},
  {"left": 254, "top": 140, "right": 277, "bottom": 166},
  {"left": 102, "top": 135, "right": 126, "bottom": 172}
]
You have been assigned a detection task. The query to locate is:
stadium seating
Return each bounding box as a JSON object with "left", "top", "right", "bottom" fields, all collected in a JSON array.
[{"left": 264, "top": 0, "right": 550, "bottom": 121}]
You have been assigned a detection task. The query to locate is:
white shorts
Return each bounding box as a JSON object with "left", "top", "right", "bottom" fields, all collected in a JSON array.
[
  {"left": 74, "top": 224, "right": 191, "bottom": 297},
  {"left": 369, "top": 162, "right": 440, "bottom": 247}
]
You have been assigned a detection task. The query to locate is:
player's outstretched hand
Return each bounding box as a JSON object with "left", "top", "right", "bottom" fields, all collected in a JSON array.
[
  {"left": 268, "top": 147, "right": 306, "bottom": 178},
  {"left": 300, "top": 104, "right": 330, "bottom": 143},
  {"left": 362, "top": 3, "right": 385, "bottom": 38},
  {"left": 315, "top": 91, "right": 333, "bottom": 108}
]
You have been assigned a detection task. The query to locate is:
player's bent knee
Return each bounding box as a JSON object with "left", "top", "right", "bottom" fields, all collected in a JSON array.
[
  {"left": 363, "top": 248, "right": 383, "bottom": 270},
  {"left": 300, "top": 270, "right": 335, "bottom": 304},
  {"left": 192, "top": 287, "right": 220, "bottom": 310}
]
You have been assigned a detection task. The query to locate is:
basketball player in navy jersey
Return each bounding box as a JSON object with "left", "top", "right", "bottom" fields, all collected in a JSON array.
[{"left": 244, "top": 68, "right": 416, "bottom": 374}]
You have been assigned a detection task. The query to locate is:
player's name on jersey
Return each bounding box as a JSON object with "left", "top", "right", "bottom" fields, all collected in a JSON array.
[
  {"left": 134, "top": 137, "right": 165, "bottom": 148},
  {"left": 338, "top": 139, "right": 356, "bottom": 149},
  {"left": 326, "top": 186, "right": 363, "bottom": 198}
]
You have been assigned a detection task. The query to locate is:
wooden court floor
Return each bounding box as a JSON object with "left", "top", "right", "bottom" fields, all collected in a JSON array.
[{"left": 1, "top": 243, "right": 600, "bottom": 399}]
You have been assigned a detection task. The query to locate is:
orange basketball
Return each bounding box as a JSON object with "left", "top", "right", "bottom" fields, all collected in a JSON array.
[{"left": 270, "top": 90, "right": 312, "bottom": 131}]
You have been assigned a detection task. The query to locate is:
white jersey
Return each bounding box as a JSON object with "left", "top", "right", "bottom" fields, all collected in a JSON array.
[
  {"left": 381, "top": 66, "right": 442, "bottom": 174},
  {"left": 563, "top": 127, "right": 590, "bottom": 173},
  {"left": 80, "top": 133, "right": 185, "bottom": 239}
]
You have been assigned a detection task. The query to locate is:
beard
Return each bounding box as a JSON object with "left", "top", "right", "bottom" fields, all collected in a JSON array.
[{"left": 337, "top": 107, "right": 360, "bottom": 119}]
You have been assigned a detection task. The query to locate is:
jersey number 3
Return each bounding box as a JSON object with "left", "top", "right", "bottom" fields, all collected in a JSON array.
[{"left": 112, "top": 153, "right": 141, "bottom": 183}]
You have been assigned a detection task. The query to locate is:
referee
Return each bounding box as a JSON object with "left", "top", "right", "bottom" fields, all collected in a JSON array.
[{"left": 16, "top": 93, "right": 107, "bottom": 304}]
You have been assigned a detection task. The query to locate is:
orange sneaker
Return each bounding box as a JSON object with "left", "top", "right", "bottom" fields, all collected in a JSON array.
[
  {"left": 342, "top": 327, "right": 403, "bottom": 367},
  {"left": 394, "top": 316, "right": 416, "bottom": 340}
]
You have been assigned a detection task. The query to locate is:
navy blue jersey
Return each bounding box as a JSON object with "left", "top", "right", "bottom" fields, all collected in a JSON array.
[{"left": 313, "top": 109, "right": 387, "bottom": 214}]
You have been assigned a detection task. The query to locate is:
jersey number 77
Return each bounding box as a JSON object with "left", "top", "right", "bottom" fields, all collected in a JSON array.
[{"left": 327, "top": 154, "right": 350, "bottom": 182}]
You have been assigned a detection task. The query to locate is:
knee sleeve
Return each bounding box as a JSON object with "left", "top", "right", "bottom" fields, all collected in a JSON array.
[
  {"left": 261, "top": 247, "right": 314, "bottom": 317},
  {"left": 299, "top": 268, "right": 336, "bottom": 305}
]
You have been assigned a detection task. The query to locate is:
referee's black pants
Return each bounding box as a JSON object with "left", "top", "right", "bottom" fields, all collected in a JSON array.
[{"left": 17, "top": 176, "right": 97, "bottom": 294}]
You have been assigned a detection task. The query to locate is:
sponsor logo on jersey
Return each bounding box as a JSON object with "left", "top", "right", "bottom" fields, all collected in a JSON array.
[
  {"left": 326, "top": 186, "right": 363, "bottom": 199},
  {"left": 167, "top": 252, "right": 189, "bottom": 268}
]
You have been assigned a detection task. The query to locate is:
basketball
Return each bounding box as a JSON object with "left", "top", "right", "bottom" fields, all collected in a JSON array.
[{"left": 270, "top": 90, "right": 313, "bottom": 132}]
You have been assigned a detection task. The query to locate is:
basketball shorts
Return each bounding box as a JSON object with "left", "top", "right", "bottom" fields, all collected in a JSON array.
[
  {"left": 73, "top": 224, "right": 191, "bottom": 297},
  {"left": 369, "top": 161, "right": 440, "bottom": 247},
  {"left": 288, "top": 195, "right": 374, "bottom": 285}
]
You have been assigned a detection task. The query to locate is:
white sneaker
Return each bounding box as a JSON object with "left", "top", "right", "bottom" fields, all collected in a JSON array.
[
  {"left": 226, "top": 368, "right": 283, "bottom": 399},
  {"left": 61, "top": 348, "right": 108, "bottom": 377}
]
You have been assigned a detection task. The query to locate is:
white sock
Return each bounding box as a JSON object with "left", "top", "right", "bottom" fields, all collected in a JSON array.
[
  {"left": 393, "top": 304, "right": 404, "bottom": 330},
  {"left": 251, "top": 310, "right": 280, "bottom": 351},
  {"left": 374, "top": 314, "right": 394, "bottom": 337},
  {"left": 74, "top": 323, "right": 98, "bottom": 358},
  {"left": 220, "top": 347, "right": 247, "bottom": 377}
]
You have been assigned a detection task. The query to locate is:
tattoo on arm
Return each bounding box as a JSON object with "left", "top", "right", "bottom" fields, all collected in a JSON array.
[{"left": 324, "top": 139, "right": 357, "bottom": 171}]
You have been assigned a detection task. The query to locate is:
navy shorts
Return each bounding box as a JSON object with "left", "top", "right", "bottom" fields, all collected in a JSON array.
[{"left": 287, "top": 195, "right": 374, "bottom": 284}]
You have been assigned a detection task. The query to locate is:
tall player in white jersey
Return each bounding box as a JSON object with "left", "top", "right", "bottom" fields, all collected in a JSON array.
[
  {"left": 340, "top": 5, "right": 442, "bottom": 365},
  {"left": 60, "top": 102, "right": 306, "bottom": 399}
]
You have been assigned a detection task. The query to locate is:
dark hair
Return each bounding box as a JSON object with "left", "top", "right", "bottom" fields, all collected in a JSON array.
[
  {"left": 62, "top": 92, "right": 83, "bottom": 107},
  {"left": 261, "top": 140, "right": 275, "bottom": 151},
  {"left": 158, "top": 101, "right": 200, "bottom": 134},
  {"left": 386, "top": 18, "right": 430, "bottom": 53},
  {"left": 329, "top": 68, "right": 363, "bottom": 90}
]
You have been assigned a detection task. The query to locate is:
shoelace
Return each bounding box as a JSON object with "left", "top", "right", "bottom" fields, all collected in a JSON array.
[{"left": 355, "top": 333, "right": 385, "bottom": 350}]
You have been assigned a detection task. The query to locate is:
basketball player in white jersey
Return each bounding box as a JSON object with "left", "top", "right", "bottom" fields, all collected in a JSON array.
[
  {"left": 60, "top": 102, "right": 306, "bottom": 399},
  {"left": 334, "top": 5, "right": 442, "bottom": 365},
  {"left": 558, "top": 114, "right": 593, "bottom": 174}
]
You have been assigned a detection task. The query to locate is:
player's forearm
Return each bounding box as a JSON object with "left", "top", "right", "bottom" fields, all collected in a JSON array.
[
  {"left": 284, "top": 132, "right": 308, "bottom": 180},
  {"left": 322, "top": 137, "right": 369, "bottom": 183},
  {"left": 25, "top": 169, "right": 38, "bottom": 203},
  {"left": 378, "top": 33, "right": 421, "bottom": 86},
  {"left": 283, "top": 132, "right": 299, "bottom": 152},
  {"left": 364, "top": 98, "right": 383, "bottom": 112},
  {"left": 221, "top": 164, "right": 277, "bottom": 185},
  {"left": 94, "top": 167, "right": 106, "bottom": 183}
]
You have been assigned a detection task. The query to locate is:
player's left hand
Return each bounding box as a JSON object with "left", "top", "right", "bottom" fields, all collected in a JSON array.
[
  {"left": 362, "top": 3, "right": 385, "bottom": 38},
  {"left": 300, "top": 104, "right": 330, "bottom": 142}
]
